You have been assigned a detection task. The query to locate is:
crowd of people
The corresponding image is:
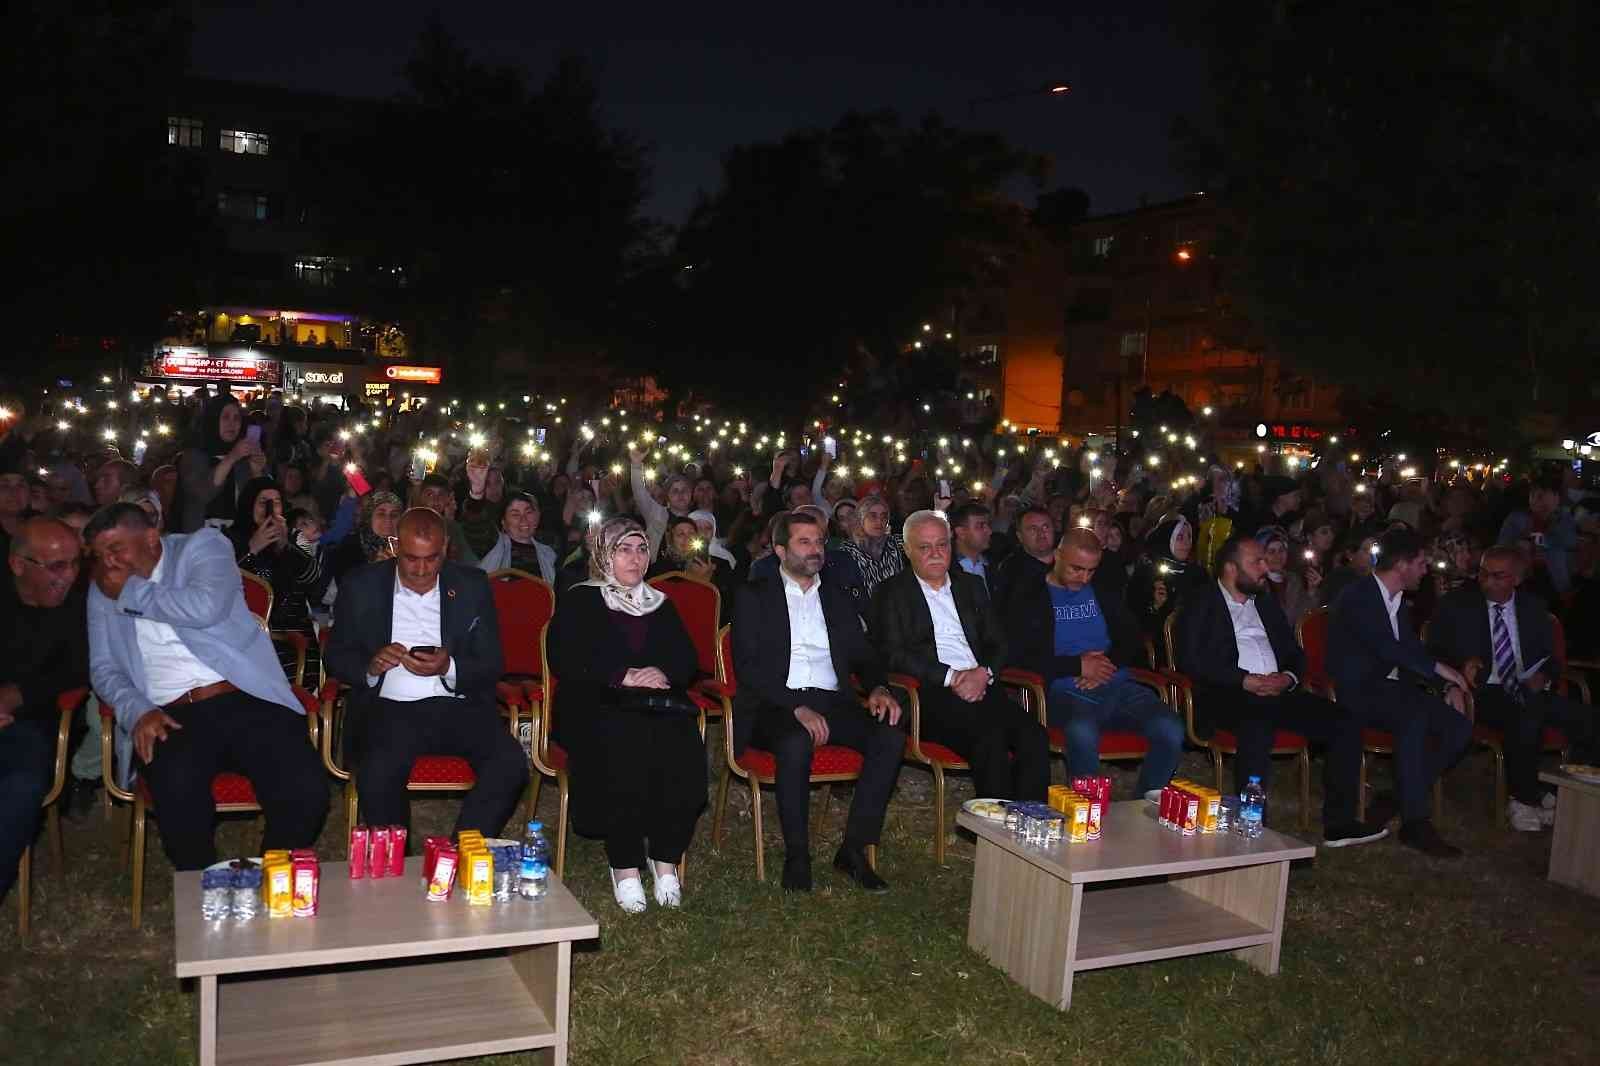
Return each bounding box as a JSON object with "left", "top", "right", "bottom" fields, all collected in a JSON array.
[{"left": 2, "top": 382, "right": 1598, "bottom": 912}]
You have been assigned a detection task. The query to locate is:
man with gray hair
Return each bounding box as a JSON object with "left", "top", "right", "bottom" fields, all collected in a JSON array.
[{"left": 872, "top": 510, "right": 1049, "bottom": 800}]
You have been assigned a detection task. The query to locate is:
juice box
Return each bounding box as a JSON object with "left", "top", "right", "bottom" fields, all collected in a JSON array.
[
  {"left": 387, "top": 826, "right": 407, "bottom": 877},
  {"left": 465, "top": 849, "right": 494, "bottom": 906},
  {"left": 369, "top": 827, "right": 391, "bottom": 879},
  {"left": 1067, "top": 798, "right": 1090, "bottom": 843},
  {"left": 426, "top": 846, "right": 458, "bottom": 902},
  {"left": 291, "top": 856, "right": 319, "bottom": 917},
  {"left": 264, "top": 861, "right": 293, "bottom": 917},
  {"left": 1181, "top": 789, "right": 1201, "bottom": 836},
  {"left": 1199, "top": 789, "right": 1221, "bottom": 834},
  {"left": 422, "top": 836, "right": 449, "bottom": 884},
  {"left": 1047, "top": 785, "right": 1073, "bottom": 814},
  {"left": 262, "top": 849, "right": 291, "bottom": 868},
  {"left": 349, "top": 826, "right": 369, "bottom": 878},
  {"left": 1086, "top": 795, "right": 1104, "bottom": 840}
]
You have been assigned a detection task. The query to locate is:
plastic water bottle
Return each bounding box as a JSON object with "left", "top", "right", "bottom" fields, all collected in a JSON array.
[
  {"left": 1237, "top": 776, "right": 1265, "bottom": 839},
  {"left": 519, "top": 820, "right": 550, "bottom": 900}
]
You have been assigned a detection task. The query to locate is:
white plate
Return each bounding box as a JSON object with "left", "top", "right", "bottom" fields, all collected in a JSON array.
[{"left": 962, "top": 798, "right": 1010, "bottom": 822}]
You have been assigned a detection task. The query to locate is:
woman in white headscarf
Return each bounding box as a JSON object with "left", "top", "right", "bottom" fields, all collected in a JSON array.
[
  {"left": 546, "top": 517, "right": 705, "bottom": 914},
  {"left": 687, "top": 508, "right": 738, "bottom": 571}
]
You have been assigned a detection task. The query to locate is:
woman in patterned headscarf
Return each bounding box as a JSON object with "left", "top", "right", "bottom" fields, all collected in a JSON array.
[
  {"left": 546, "top": 516, "right": 704, "bottom": 915},
  {"left": 1254, "top": 524, "right": 1313, "bottom": 628},
  {"left": 329, "top": 489, "right": 403, "bottom": 581}
]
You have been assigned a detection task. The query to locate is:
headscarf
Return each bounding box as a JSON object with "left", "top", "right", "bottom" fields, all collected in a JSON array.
[
  {"left": 581, "top": 516, "right": 665, "bottom": 616},
  {"left": 1254, "top": 524, "right": 1290, "bottom": 581},
  {"left": 689, "top": 508, "right": 738, "bottom": 569},
  {"left": 230, "top": 476, "right": 280, "bottom": 554},
  {"left": 359, "top": 490, "right": 403, "bottom": 560},
  {"left": 196, "top": 394, "right": 244, "bottom": 460},
  {"left": 1146, "top": 515, "right": 1195, "bottom": 572},
  {"left": 856, "top": 493, "right": 893, "bottom": 555}
]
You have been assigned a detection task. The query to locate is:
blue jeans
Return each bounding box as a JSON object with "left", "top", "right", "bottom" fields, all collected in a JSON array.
[
  {"left": 1048, "top": 677, "right": 1184, "bottom": 794},
  {"left": 0, "top": 719, "right": 54, "bottom": 902}
]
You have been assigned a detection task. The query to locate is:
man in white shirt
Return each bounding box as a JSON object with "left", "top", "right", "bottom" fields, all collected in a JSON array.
[
  {"left": 872, "top": 511, "right": 1049, "bottom": 801},
  {"left": 85, "top": 504, "right": 327, "bottom": 870},
  {"left": 731, "top": 512, "right": 903, "bottom": 893},
  {"left": 325, "top": 509, "right": 527, "bottom": 836},
  {"left": 1176, "top": 536, "right": 1385, "bottom": 847}
]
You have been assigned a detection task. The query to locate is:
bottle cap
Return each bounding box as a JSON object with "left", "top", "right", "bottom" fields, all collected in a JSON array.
[
  {"left": 529, "top": 821, "right": 543, "bottom": 832},
  {"left": 1247, "top": 775, "right": 1261, "bottom": 784}
]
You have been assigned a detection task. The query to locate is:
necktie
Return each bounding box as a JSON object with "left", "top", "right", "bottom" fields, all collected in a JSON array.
[{"left": 1492, "top": 604, "right": 1523, "bottom": 705}]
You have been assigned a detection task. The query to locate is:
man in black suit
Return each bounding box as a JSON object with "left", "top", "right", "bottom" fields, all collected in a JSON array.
[
  {"left": 1328, "top": 528, "right": 1472, "bottom": 857},
  {"left": 990, "top": 506, "right": 1055, "bottom": 617},
  {"left": 325, "top": 508, "right": 527, "bottom": 835},
  {"left": 733, "top": 511, "right": 903, "bottom": 892},
  {"left": 1427, "top": 545, "right": 1597, "bottom": 831},
  {"left": 1177, "top": 536, "right": 1386, "bottom": 846},
  {"left": 874, "top": 510, "right": 1049, "bottom": 802}
]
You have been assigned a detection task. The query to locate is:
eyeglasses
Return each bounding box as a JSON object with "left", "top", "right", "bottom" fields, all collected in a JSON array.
[{"left": 19, "top": 554, "right": 81, "bottom": 577}]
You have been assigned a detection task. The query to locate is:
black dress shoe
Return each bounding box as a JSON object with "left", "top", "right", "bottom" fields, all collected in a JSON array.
[
  {"left": 64, "top": 777, "right": 101, "bottom": 821},
  {"left": 1398, "top": 819, "right": 1462, "bottom": 859},
  {"left": 781, "top": 856, "right": 812, "bottom": 892},
  {"left": 832, "top": 845, "right": 888, "bottom": 892}
]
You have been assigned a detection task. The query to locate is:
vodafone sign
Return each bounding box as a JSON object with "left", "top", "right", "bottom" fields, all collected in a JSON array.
[{"left": 383, "top": 365, "right": 443, "bottom": 385}]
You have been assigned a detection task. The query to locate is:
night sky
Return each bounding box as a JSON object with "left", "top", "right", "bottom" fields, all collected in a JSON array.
[{"left": 193, "top": 1, "right": 1205, "bottom": 225}]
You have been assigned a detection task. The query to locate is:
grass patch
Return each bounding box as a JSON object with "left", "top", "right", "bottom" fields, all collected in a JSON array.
[{"left": 6, "top": 743, "right": 1599, "bottom": 1064}]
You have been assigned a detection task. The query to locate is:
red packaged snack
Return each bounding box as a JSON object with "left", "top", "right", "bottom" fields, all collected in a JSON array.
[
  {"left": 426, "top": 845, "right": 458, "bottom": 901},
  {"left": 387, "top": 826, "right": 407, "bottom": 877},
  {"left": 292, "top": 855, "right": 320, "bottom": 917},
  {"left": 422, "top": 836, "right": 449, "bottom": 884},
  {"left": 1096, "top": 776, "right": 1113, "bottom": 805},
  {"left": 369, "top": 827, "right": 391, "bottom": 879},
  {"left": 1159, "top": 785, "right": 1175, "bottom": 828},
  {"left": 349, "top": 826, "right": 369, "bottom": 878}
]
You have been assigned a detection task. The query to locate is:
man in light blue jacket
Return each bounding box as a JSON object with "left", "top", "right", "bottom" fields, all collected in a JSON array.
[{"left": 86, "top": 503, "right": 327, "bottom": 869}]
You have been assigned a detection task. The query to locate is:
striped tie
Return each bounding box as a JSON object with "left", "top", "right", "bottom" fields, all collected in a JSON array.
[{"left": 1492, "top": 604, "right": 1523, "bottom": 705}]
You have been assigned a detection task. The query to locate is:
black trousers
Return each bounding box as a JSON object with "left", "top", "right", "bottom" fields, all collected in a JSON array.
[
  {"left": 1475, "top": 685, "right": 1597, "bottom": 805},
  {"left": 1194, "top": 683, "right": 1362, "bottom": 825},
  {"left": 748, "top": 691, "right": 905, "bottom": 859},
  {"left": 561, "top": 704, "right": 706, "bottom": 869},
  {"left": 1345, "top": 681, "right": 1473, "bottom": 824},
  {"left": 136, "top": 691, "right": 329, "bottom": 871},
  {"left": 354, "top": 696, "right": 528, "bottom": 838},
  {"left": 0, "top": 716, "right": 54, "bottom": 900},
  {"left": 918, "top": 683, "right": 1050, "bottom": 801}
]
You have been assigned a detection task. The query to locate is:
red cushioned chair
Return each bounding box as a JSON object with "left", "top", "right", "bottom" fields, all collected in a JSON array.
[
  {"left": 1299, "top": 607, "right": 1443, "bottom": 824},
  {"left": 14, "top": 688, "right": 87, "bottom": 941},
  {"left": 486, "top": 570, "right": 556, "bottom": 819},
  {"left": 1165, "top": 608, "right": 1313, "bottom": 831},
  {"left": 536, "top": 620, "right": 704, "bottom": 881},
  {"left": 998, "top": 666, "right": 1178, "bottom": 779},
  {"left": 703, "top": 625, "right": 876, "bottom": 881},
  {"left": 1466, "top": 613, "right": 1588, "bottom": 826},
  {"left": 648, "top": 572, "right": 723, "bottom": 719},
  {"left": 100, "top": 686, "right": 321, "bottom": 929},
  {"left": 240, "top": 569, "right": 309, "bottom": 688},
  {"left": 891, "top": 670, "right": 1002, "bottom": 865}
]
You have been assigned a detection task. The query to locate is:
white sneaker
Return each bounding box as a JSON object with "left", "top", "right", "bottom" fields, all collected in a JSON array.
[
  {"left": 1539, "top": 795, "right": 1557, "bottom": 827},
  {"left": 649, "top": 861, "right": 682, "bottom": 908},
  {"left": 1507, "top": 800, "right": 1543, "bottom": 833},
  {"left": 611, "top": 870, "right": 648, "bottom": 914},
  {"left": 1542, "top": 792, "right": 1557, "bottom": 811}
]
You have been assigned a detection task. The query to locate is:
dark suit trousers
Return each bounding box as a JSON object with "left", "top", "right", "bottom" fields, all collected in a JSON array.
[
  {"left": 1349, "top": 681, "right": 1473, "bottom": 823},
  {"left": 749, "top": 691, "right": 905, "bottom": 858},
  {"left": 137, "top": 691, "right": 329, "bottom": 870},
  {"left": 1194, "top": 684, "right": 1361, "bottom": 825},
  {"left": 1475, "top": 685, "right": 1597, "bottom": 805},
  {"left": 0, "top": 715, "right": 55, "bottom": 900},
  {"left": 919, "top": 684, "right": 1050, "bottom": 801},
  {"left": 355, "top": 696, "right": 528, "bottom": 838}
]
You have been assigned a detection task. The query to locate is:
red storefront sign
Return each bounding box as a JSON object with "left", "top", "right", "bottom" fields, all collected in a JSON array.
[
  {"left": 144, "top": 347, "right": 282, "bottom": 384},
  {"left": 383, "top": 365, "right": 443, "bottom": 385}
]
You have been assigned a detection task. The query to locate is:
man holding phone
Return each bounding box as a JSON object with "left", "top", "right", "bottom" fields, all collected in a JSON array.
[{"left": 325, "top": 508, "right": 526, "bottom": 836}]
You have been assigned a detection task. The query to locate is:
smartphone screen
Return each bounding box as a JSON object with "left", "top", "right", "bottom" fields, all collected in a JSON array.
[
  {"left": 246, "top": 425, "right": 261, "bottom": 445},
  {"left": 938, "top": 479, "right": 951, "bottom": 498},
  {"left": 824, "top": 436, "right": 837, "bottom": 458},
  {"left": 344, "top": 464, "right": 372, "bottom": 496}
]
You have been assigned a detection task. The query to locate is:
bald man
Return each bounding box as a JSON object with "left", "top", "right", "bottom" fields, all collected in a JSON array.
[
  {"left": 325, "top": 508, "right": 526, "bottom": 836},
  {"left": 2, "top": 518, "right": 88, "bottom": 902}
]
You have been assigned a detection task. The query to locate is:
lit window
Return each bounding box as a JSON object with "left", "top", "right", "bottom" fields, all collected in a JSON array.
[
  {"left": 294, "top": 256, "right": 350, "bottom": 287},
  {"left": 167, "top": 115, "right": 203, "bottom": 148},
  {"left": 216, "top": 190, "right": 269, "bottom": 221},
  {"left": 1092, "top": 235, "right": 1115, "bottom": 258},
  {"left": 1120, "top": 331, "right": 1147, "bottom": 357},
  {"left": 220, "top": 129, "right": 270, "bottom": 156}
]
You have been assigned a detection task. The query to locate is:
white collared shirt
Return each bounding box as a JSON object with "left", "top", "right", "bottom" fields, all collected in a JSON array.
[
  {"left": 781, "top": 568, "right": 838, "bottom": 691},
  {"left": 134, "top": 548, "right": 226, "bottom": 705},
  {"left": 956, "top": 553, "right": 988, "bottom": 590},
  {"left": 1376, "top": 574, "right": 1403, "bottom": 680},
  {"left": 1486, "top": 593, "right": 1524, "bottom": 684},
  {"left": 1221, "top": 581, "right": 1280, "bottom": 676},
  {"left": 369, "top": 575, "right": 458, "bottom": 701},
  {"left": 916, "top": 573, "right": 979, "bottom": 685}
]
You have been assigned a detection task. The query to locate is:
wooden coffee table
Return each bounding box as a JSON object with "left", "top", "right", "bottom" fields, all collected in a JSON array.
[
  {"left": 1540, "top": 769, "right": 1600, "bottom": 897},
  {"left": 174, "top": 859, "right": 598, "bottom": 1066},
  {"left": 957, "top": 801, "right": 1314, "bottom": 1009}
]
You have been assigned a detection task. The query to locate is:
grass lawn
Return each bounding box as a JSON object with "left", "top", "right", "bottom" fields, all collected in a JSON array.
[{"left": 5, "top": 743, "right": 1599, "bottom": 1065}]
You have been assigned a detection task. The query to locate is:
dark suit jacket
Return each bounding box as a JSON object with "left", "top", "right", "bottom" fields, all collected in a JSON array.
[
  {"left": 1327, "top": 573, "right": 1435, "bottom": 697},
  {"left": 731, "top": 576, "right": 889, "bottom": 756},
  {"left": 1176, "top": 582, "right": 1306, "bottom": 690},
  {"left": 872, "top": 568, "right": 1007, "bottom": 688},
  {"left": 325, "top": 561, "right": 504, "bottom": 750},
  {"left": 1004, "top": 569, "right": 1142, "bottom": 683},
  {"left": 1426, "top": 586, "right": 1558, "bottom": 677}
]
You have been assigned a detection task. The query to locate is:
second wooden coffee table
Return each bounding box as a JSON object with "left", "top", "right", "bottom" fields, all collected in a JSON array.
[
  {"left": 174, "top": 859, "right": 599, "bottom": 1066},
  {"left": 957, "top": 801, "right": 1314, "bottom": 1009}
]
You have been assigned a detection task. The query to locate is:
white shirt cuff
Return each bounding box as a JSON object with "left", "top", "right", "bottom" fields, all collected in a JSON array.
[
  {"left": 944, "top": 668, "right": 956, "bottom": 688},
  {"left": 444, "top": 657, "right": 458, "bottom": 690},
  {"left": 365, "top": 673, "right": 381, "bottom": 688}
]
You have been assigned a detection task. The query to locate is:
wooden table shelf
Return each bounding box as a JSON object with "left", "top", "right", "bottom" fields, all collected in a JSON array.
[
  {"left": 958, "top": 801, "right": 1314, "bottom": 1009},
  {"left": 175, "top": 860, "right": 598, "bottom": 1066}
]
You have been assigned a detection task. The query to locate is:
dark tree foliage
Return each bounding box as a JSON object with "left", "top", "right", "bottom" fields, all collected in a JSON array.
[
  {"left": 672, "top": 111, "right": 1049, "bottom": 413},
  {"left": 1, "top": 1, "right": 210, "bottom": 367},
  {"left": 1175, "top": 2, "right": 1600, "bottom": 423}
]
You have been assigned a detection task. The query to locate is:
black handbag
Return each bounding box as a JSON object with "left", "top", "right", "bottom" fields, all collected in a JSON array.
[{"left": 614, "top": 687, "right": 701, "bottom": 716}]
